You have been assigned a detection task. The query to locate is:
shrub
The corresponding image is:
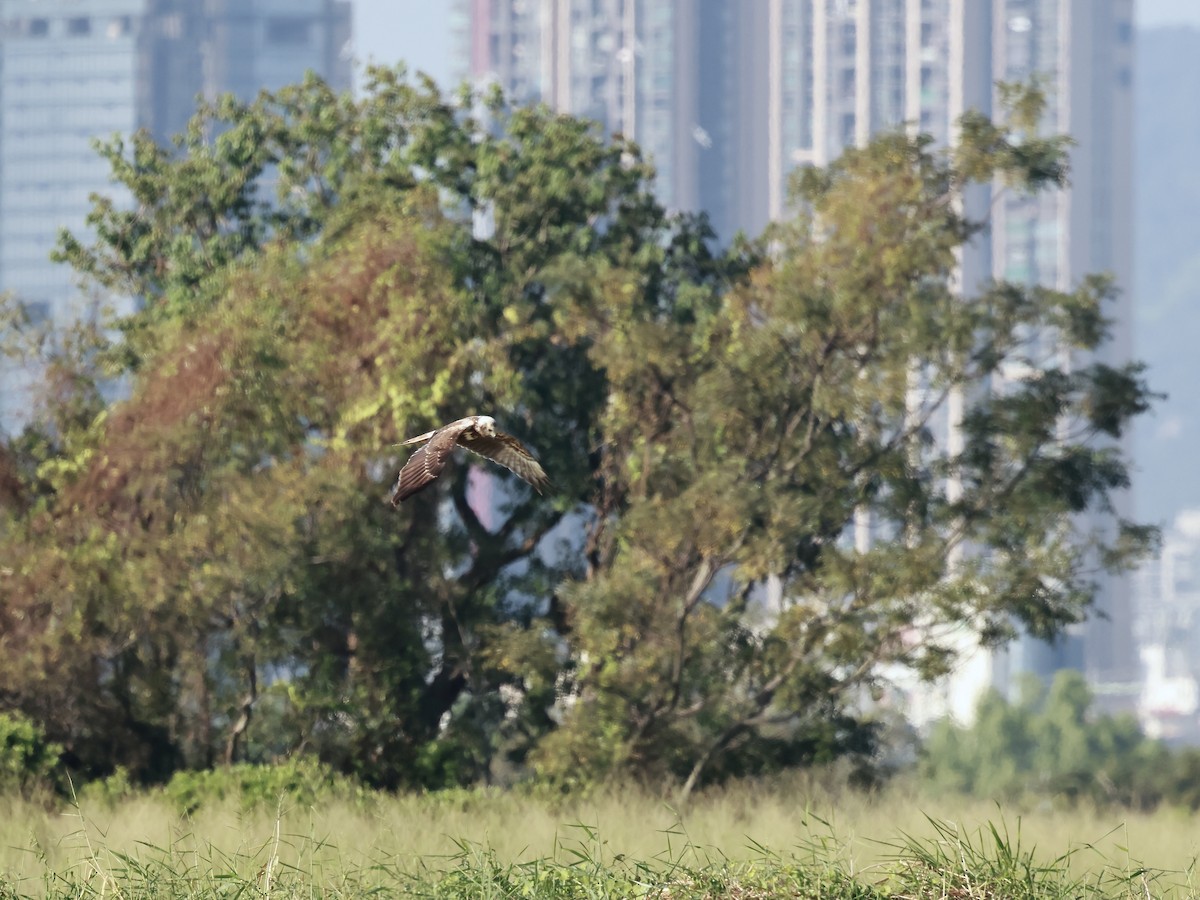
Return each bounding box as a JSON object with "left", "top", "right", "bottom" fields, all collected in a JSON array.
[
  {"left": 161, "top": 756, "right": 368, "bottom": 814},
  {"left": 0, "top": 711, "right": 63, "bottom": 797},
  {"left": 77, "top": 766, "right": 136, "bottom": 807}
]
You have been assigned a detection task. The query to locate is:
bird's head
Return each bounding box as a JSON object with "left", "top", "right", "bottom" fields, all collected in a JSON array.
[{"left": 475, "top": 415, "right": 497, "bottom": 437}]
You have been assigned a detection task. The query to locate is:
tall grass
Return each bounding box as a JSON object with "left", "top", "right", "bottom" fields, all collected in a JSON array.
[{"left": 0, "top": 777, "right": 1196, "bottom": 897}]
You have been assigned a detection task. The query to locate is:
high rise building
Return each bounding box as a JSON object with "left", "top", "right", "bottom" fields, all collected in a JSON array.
[
  {"left": 140, "top": 0, "right": 352, "bottom": 144},
  {"left": 0, "top": 0, "right": 352, "bottom": 430},
  {"left": 452, "top": 0, "right": 767, "bottom": 241},
  {"left": 1135, "top": 510, "right": 1200, "bottom": 742},
  {"left": 456, "top": 0, "right": 1137, "bottom": 715}
]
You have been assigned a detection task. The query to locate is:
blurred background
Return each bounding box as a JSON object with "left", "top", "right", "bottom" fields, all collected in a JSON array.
[{"left": 0, "top": 0, "right": 1197, "bottom": 744}]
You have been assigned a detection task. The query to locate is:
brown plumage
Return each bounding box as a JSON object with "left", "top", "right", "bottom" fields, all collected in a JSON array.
[{"left": 390, "top": 415, "right": 550, "bottom": 505}]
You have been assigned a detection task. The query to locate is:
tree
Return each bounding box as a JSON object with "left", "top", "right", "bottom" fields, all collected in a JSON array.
[
  {"left": 920, "top": 671, "right": 1173, "bottom": 809},
  {"left": 2, "top": 68, "right": 735, "bottom": 786},
  {"left": 0, "top": 73, "right": 1156, "bottom": 795},
  {"left": 534, "top": 90, "right": 1158, "bottom": 797}
]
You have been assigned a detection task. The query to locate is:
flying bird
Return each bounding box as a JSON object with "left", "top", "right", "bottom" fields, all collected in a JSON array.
[{"left": 390, "top": 415, "right": 550, "bottom": 506}]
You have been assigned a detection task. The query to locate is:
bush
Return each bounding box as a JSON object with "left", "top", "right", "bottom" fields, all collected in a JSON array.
[
  {"left": 161, "top": 756, "right": 368, "bottom": 814},
  {"left": 918, "top": 671, "right": 1190, "bottom": 810},
  {"left": 77, "top": 766, "right": 136, "bottom": 807},
  {"left": 0, "top": 711, "right": 63, "bottom": 797}
]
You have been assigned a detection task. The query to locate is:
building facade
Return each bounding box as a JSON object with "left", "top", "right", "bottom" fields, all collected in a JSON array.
[
  {"left": 456, "top": 0, "right": 1138, "bottom": 718},
  {"left": 0, "top": 0, "right": 351, "bottom": 430},
  {"left": 1135, "top": 509, "right": 1200, "bottom": 742},
  {"left": 452, "top": 0, "right": 767, "bottom": 241}
]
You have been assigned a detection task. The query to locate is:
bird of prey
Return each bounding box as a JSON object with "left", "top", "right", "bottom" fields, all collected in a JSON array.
[{"left": 390, "top": 415, "right": 550, "bottom": 506}]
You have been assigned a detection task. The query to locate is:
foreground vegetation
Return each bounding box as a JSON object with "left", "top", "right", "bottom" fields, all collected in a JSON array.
[
  {"left": 4, "top": 673, "right": 1198, "bottom": 896},
  {"left": 1, "top": 780, "right": 1197, "bottom": 898}
]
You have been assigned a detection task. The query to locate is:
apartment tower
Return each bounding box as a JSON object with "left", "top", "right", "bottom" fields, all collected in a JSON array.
[{"left": 0, "top": 0, "right": 352, "bottom": 430}]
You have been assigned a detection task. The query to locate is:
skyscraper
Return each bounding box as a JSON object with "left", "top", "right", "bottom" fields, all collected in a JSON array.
[
  {"left": 452, "top": 0, "right": 767, "bottom": 242},
  {"left": 0, "top": 0, "right": 352, "bottom": 430},
  {"left": 456, "top": 0, "right": 1137, "bottom": 713},
  {"left": 140, "top": 0, "right": 352, "bottom": 144},
  {"left": 454, "top": 1, "right": 1130, "bottom": 292}
]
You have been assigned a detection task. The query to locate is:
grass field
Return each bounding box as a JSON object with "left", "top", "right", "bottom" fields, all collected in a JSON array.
[{"left": 0, "top": 778, "right": 1197, "bottom": 897}]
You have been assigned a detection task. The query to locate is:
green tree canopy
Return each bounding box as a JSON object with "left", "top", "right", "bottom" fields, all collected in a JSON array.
[
  {"left": 921, "top": 671, "right": 1175, "bottom": 809},
  {"left": 0, "top": 70, "right": 1156, "bottom": 794},
  {"left": 540, "top": 104, "right": 1157, "bottom": 795}
]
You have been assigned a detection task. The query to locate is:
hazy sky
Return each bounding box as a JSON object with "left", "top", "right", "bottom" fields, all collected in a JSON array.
[
  {"left": 353, "top": 0, "right": 453, "bottom": 87},
  {"left": 353, "top": 0, "right": 1200, "bottom": 94}
]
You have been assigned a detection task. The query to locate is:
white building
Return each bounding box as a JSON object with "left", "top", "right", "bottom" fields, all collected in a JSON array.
[
  {"left": 0, "top": 0, "right": 352, "bottom": 432},
  {"left": 1136, "top": 510, "right": 1200, "bottom": 741}
]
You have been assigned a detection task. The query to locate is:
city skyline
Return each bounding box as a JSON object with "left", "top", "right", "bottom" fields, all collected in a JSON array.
[
  {"left": 0, "top": 0, "right": 352, "bottom": 431},
  {"left": 357, "top": 0, "right": 1200, "bottom": 93}
]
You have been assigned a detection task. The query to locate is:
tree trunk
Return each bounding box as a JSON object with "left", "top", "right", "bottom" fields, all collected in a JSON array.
[{"left": 223, "top": 659, "right": 257, "bottom": 766}]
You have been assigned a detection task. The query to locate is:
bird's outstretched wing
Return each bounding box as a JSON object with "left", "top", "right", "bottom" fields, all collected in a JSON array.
[
  {"left": 461, "top": 431, "right": 551, "bottom": 494},
  {"left": 391, "top": 423, "right": 472, "bottom": 505}
]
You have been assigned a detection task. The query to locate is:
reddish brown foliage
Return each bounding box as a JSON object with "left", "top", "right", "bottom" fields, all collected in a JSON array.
[
  {"left": 65, "top": 216, "right": 449, "bottom": 525},
  {"left": 304, "top": 221, "right": 440, "bottom": 397},
  {"left": 67, "top": 330, "right": 227, "bottom": 524}
]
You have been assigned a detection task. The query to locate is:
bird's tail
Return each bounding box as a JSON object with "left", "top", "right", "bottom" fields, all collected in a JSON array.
[{"left": 395, "top": 430, "right": 436, "bottom": 447}]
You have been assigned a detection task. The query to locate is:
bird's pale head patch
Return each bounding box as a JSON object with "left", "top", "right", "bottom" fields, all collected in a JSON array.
[{"left": 475, "top": 415, "right": 497, "bottom": 437}]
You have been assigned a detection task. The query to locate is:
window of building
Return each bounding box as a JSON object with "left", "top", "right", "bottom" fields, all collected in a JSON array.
[
  {"left": 67, "top": 16, "right": 90, "bottom": 36},
  {"left": 107, "top": 16, "right": 132, "bottom": 39},
  {"left": 266, "top": 17, "right": 310, "bottom": 46},
  {"left": 27, "top": 18, "right": 49, "bottom": 37},
  {"left": 840, "top": 22, "right": 855, "bottom": 56},
  {"left": 840, "top": 67, "right": 855, "bottom": 95}
]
